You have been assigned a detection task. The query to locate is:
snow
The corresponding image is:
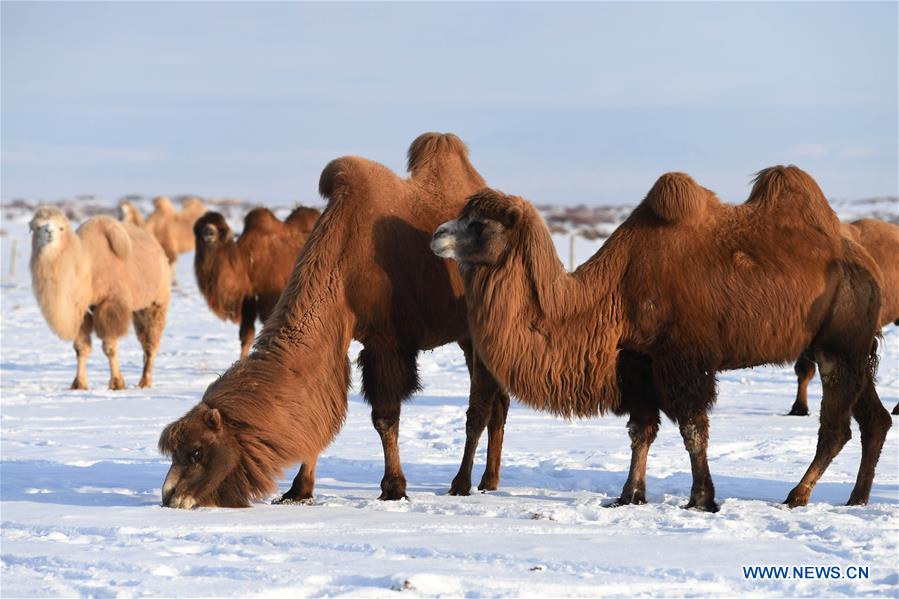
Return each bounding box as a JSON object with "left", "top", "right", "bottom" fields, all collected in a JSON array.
[{"left": 1, "top": 208, "right": 897, "bottom": 598}]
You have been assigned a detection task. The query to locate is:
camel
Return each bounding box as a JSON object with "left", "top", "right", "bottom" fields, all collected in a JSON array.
[
  {"left": 29, "top": 207, "right": 170, "bottom": 390},
  {"left": 118, "top": 200, "right": 145, "bottom": 227},
  {"left": 193, "top": 205, "right": 321, "bottom": 357},
  {"left": 431, "top": 167, "right": 891, "bottom": 511},
  {"left": 145, "top": 196, "right": 206, "bottom": 282},
  {"left": 158, "top": 132, "right": 511, "bottom": 508},
  {"left": 789, "top": 218, "right": 899, "bottom": 416}
]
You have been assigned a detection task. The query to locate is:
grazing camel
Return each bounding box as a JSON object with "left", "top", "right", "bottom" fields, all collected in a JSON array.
[
  {"left": 158, "top": 133, "right": 511, "bottom": 508},
  {"left": 432, "top": 167, "right": 890, "bottom": 511},
  {"left": 146, "top": 196, "right": 206, "bottom": 282},
  {"left": 789, "top": 218, "right": 899, "bottom": 416},
  {"left": 29, "top": 207, "right": 170, "bottom": 389},
  {"left": 194, "top": 206, "right": 321, "bottom": 357}
]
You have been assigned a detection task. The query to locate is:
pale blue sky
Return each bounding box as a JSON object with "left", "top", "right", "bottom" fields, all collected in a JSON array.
[{"left": 2, "top": 1, "right": 896, "bottom": 205}]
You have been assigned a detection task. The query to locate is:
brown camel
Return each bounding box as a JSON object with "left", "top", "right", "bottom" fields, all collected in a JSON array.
[
  {"left": 158, "top": 133, "right": 511, "bottom": 508},
  {"left": 193, "top": 206, "right": 321, "bottom": 358},
  {"left": 431, "top": 167, "right": 891, "bottom": 511},
  {"left": 789, "top": 218, "right": 899, "bottom": 416}
]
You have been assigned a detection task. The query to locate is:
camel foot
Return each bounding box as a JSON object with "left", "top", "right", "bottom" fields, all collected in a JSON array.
[
  {"left": 784, "top": 486, "right": 810, "bottom": 508},
  {"left": 108, "top": 377, "right": 126, "bottom": 391},
  {"left": 70, "top": 378, "right": 88, "bottom": 391},
  {"left": 608, "top": 488, "right": 647, "bottom": 507},
  {"left": 685, "top": 497, "right": 720, "bottom": 513},
  {"left": 448, "top": 475, "right": 472, "bottom": 496},
  {"left": 138, "top": 376, "right": 152, "bottom": 389},
  {"left": 378, "top": 477, "right": 408, "bottom": 501},
  {"left": 787, "top": 404, "right": 809, "bottom": 416},
  {"left": 846, "top": 489, "right": 870, "bottom": 506},
  {"left": 272, "top": 494, "right": 314, "bottom": 506},
  {"left": 477, "top": 473, "right": 499, "bottom": 492}
]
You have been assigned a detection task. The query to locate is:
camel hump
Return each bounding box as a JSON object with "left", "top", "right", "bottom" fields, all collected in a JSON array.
[
  {"left": 643, "top": 172, "right": 709, "bottom": 223},
  {"left": 243, "top": 207, "right": 279, "bottom": 231},
  {"left": 407, "top": 132, "right": 468, "bottom": 174},
  {"left": 840, "top": 221, "right": 861, "bottom": 242},
  {"left": 87, "top": 216, "right": 133, "bottom": 259},
  {"left": 285, "top": 206, "right": 320, "bottom": 233},
  {"left": 748, "top": 165, "right": 828, "bottom": 208}
]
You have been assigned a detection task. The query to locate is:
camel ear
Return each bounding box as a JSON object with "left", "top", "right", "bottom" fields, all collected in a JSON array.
[
  {"left": 501, "top": 205, "right": 522, "bottom": 229},
  {"left": 205, "top": 408, "right": 223, "bottom": 433}
]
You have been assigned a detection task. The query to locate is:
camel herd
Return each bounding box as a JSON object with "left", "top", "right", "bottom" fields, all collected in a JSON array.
[{"left": 27, "top": 132, "right": 898, "bottom": 512}]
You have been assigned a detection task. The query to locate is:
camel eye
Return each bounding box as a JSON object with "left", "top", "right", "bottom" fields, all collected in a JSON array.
[
  {"left": 467, "top": 220, "right": 485, "bottom": 235},
  {"left": 189, "top": 449, "right": 201, "bottom": 464}
]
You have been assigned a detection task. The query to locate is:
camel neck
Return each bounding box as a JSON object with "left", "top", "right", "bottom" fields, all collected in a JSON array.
[{"left": 464, "top": 222, "right": 624, "bottom": 418}]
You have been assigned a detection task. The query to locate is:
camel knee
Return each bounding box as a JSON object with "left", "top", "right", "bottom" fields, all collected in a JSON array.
[
  {"left": 628, "top": 419, "right": 659, "bottom": 449},
  {"left": 679, "top": 422, "right": 707, "bottom": 454},
  {"left": 794, "top": 355, "right": 816, "bottom": 380}
]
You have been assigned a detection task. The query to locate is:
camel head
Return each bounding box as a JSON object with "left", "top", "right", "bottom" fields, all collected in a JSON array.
[
  {"left": 193, "top": 211, "right": 232, "bottom": 246},
  {"left": 158, "top": 402, "right": 250, "bottom": 508},
  {"left": 29, "top": 206, "right": 72, "bottom": 254},
  {"left": 431, "top": 188, "right": 527, "bottom": 267}
]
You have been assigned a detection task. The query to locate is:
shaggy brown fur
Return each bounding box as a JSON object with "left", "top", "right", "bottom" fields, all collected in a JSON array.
[
  {"left": 433, "top": 167, "right": 891, "bottom": 511},
  {"left": 146, "top": 197, "right": 206, "bottom": 281},
  {"left": 30, "top": 207, "right": 170, "bottom": 390},
  {"left": 789, "top": 218, "right": 899, "bottom": 416},
  {"left": 194, "top": 206, "right": 321, "bottom": 357},
  {"left": 159, "top": 133, "right": 511, "bottom": 508}
]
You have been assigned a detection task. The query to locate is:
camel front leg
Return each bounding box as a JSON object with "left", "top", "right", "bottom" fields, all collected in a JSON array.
[
  {"left": 71, "top": 314, "right": 93, "bottom": 390},
  {"left": 788, "top": 354, "right": 816, "bottom": 416},
  {"left": 273, "top": 457, "right": 318, "bottom": 504},
  {"left": 678, "top": 412, "right": 717, "bottom": 512},
  {"left": 372, "top": 405, "right": 407, "bottom": 500},
  {"left": 612, "top": 352, "right": 659, "bottom": 506},
  {"left": 238, "top": 297, "right": 258, "bottom": 359},
  {"left": 102, "top": 338, "right": 126, "bottom": 390},
  {"left": 479, "top": 389, "right": 510, "bottom": 492}
]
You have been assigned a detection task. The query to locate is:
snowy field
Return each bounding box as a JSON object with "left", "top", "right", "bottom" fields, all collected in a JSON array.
[{"left": 1, "top": 205, "right": 897, "bottom": 598}]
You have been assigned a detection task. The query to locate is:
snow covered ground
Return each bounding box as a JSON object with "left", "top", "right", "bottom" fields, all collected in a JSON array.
[{"left": 1, "top": 205, "right": 897, "bottom": 598}]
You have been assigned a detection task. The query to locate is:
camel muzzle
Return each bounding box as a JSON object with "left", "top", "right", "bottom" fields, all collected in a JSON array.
[{"left": 431, "top": 221, "right": 459, "bottom": 259}]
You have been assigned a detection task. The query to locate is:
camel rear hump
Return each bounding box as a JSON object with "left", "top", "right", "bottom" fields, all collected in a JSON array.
[{"left": 747, "top": 165, "right": 840, "bottom": 236}]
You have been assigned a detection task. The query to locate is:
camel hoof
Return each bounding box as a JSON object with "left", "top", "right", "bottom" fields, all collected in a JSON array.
[
  {"left": 379, "top": 477, "right": 408, "bottom": 501},
  {"left": 138, "top": 377, "right": 152, "bottom": 389},
  {"left": 448, "top": 479, "right": 471, "bottom": 497},
  {"left": 272, "top": 495, "right": 314, "bottom": 506},
  {"left": 70, "top": 379, "right": 88, "bottom": 391},
  {"left": 846, "top": 491, "right": 869, "bottom": 506},
  {"left": 787, "top": 405, "right": 809, "bottom": 416},
  {"left": 685, "top": 498, "right": 720, "bottom": 513},
  {"left": 784, "top": 487, "right": 810, "bottom": 508},
  {"left": 609, "top": 490, "right": 647, "bottom": 507},
  {"left": 108, "top": 377, "right": 126, "bottom": 391},
  {"left": 477, "top": 475, "right": 499, "bottom": 492}
]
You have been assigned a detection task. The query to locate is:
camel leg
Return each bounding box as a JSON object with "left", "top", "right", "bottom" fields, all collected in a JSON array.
[
  {"left": 358, "top": 345, "right": 419, "bottom": 500},
  {"left": 450, "top": 344, "right": 505, "bottom": 495},
  {"left": 677, "top": 411, "right": 718, "bottom": 512},
  {"left": 133, "top": 301, "right": 166, "bottom": 388},
  {"left": 847, "top": 375, "right": 891, "bottom": 505},
  {"left": 273, "top": 457, "right": 318, "bottom": 504},
  {"left": 71, "top": 314, "right": 93, "bottom": 390},
  {"left": 479, "top": 387, "right": 510, "bottom": 492},
  {"left": 788, "top": 354, "right": 816, "bottom": 416},
  {"left": 785, "top": 351, "right": 858, "bottom": 507},
  {"left": 101, "top": 338, "right": 126, "bottom": 390},
  {"left": 612, "top": 353, "right": 659, "bottom": 506},
  {"left": 238, "top": 297, "right": 258, "bottom": 359}
]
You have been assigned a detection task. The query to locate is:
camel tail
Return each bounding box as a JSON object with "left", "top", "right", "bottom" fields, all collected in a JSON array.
[{"left": 644, "top": 172, "right": 708, "bottom": 223}]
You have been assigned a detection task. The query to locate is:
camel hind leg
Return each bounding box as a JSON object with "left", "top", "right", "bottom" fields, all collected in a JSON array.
[
  {"left": 788, "top": 354, "right": 816, "bottom": 416},
  {"left": 71, "top": 313, "right": 93, "bottom": 390},
  {"left": 94, "top": 299, "right": 131, "bottom": 390},
  {"left": 238, "top": 297, "right": 258, "bottom": 359},
  {"left": 133, "top": 300, "right": 168, "bottom": 388},
  {"left": 847, "top": 357, "right": 891, "bottom": 505},
  {"left": 358, "top": 344, "right": 420, "bottom": 500},
  {"left": 785, "top": 349, "right": 859, "bottom": 507}
]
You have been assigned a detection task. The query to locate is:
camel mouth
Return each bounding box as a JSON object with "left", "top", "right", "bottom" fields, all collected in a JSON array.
[{"left": 431, "top": 222, "right": 460, "bottom": 259}]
